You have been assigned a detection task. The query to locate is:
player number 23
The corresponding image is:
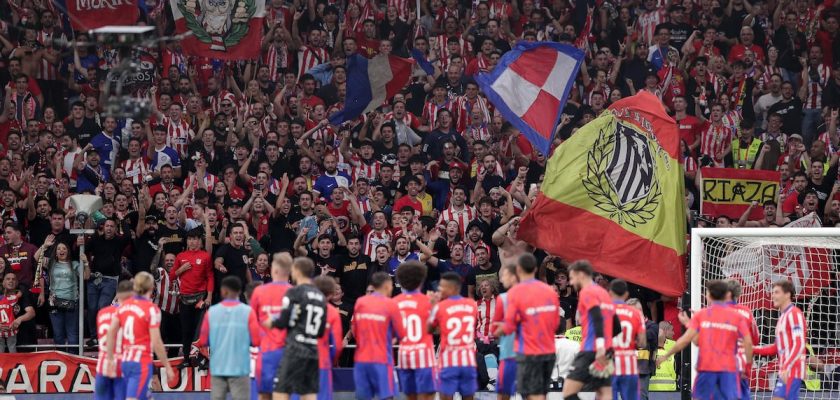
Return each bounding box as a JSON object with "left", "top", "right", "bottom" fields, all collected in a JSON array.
[{"left": 446, "top": 316, "right": 475, "bottom": 345}]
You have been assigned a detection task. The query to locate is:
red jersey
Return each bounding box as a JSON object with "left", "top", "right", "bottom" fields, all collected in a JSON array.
[
  {"left": 0, "top": 293, "right": 18, "bottom": 338},
  {"left": 172, "top": 249, "right": 214, "bottom": 296},
  {"left": 97, "top": 305, "right": 122, "bottom": 375},
  {"left": 577, "top": 284, "right": 615, "bottom": 352},
  {"left": 430, "top": 295, "right": 478, "bottom": 368},
  {"left": 117, "top": 296, "right": 161, "bottom": 364},
  {"left": 394, "top": 291, "right": 435, "bottom": 370},
  {"left": 754, "top": 304, "right": 807, "bottom": 380},
  {"left": 677, "top": 115, "right": 702, "bottom": 151},
  {"left": 688, "top": 303, "right": 751, "bottom": 372},
  {"left": 729, "top": 302, "right": 759, "bottom": 375},
  {"left": 250, "top": 281, "right": 292, "bottom": 353},
  {"left": 613, "top": 302, "right": 645, "bottom": 376},
  {"left": 352, "top": 293, "right": 405, "bottom": 364},
  {"left": 317, "top": 304, "right": 344, "bottom": 369},
  {"left": 501, "top": 279, "right": 561, "bottom": 355}
]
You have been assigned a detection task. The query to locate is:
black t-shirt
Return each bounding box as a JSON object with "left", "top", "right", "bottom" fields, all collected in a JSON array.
[
  {"left": 310, "top": 250, "right": 342, "bottom": 280},
  {"left": 466, "top": 263, "right": 500, "bottom": 295},
  {"left": 64, "top": 118, "right": 101, "bottom": 147},
  {"left": 132, "top": 231, "right": 159, "bottom": 274},
  {"left": 667, "top": 22, "right": 693, "bottom": 50},
  {"left": 266, "top": 214, "right": 296, "bottom": 254},
  {"left": 336, "top": 251, "right": 372, "bottom": 303},
  {"left": 89, "top": 234, "right": 129, "bottom": 276},
  {"left": 213, "top": 244, "right": 250, "bottom": 302},
  {"left": 9, "top": 290, "right": 35, "bottom": 346},
  {"left": 335, "top": 300, "right": 353, "bottom": 337},
  {"left": 272, "top": 284, "right": 327, "bottom": 359},
  {"left": 156, "top": 225, "right": 186, "bottom": 255},
  {"left": 559, "top": 290, "right": 578, "bottom": 324},
  {"left": 27, "top": 216, "right": 51, "bottom": 246},
  {"left": 767, "top": 99, "right": 804, "bottom": 135}
]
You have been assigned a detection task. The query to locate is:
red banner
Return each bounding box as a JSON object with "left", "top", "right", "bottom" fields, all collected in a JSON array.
[
  {"left": 0, "top": 351, "right": 210, "bottom": 393},
  {"left": 700, "top": 167, "right": 780, "bottom": 220},
  {"left": 66, "top": 0, "right": 140, "bottom": 30}
]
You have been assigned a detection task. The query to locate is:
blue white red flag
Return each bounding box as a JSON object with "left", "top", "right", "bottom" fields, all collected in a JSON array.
[
  {"left": 329, "top": 53, "right": 415, "bottom": 125},
  {"left": 475, "top": 42, "right": 584, "bottom": 155},
  {"left": 410, "top": 48, "right": 435, "bottom": 76}
]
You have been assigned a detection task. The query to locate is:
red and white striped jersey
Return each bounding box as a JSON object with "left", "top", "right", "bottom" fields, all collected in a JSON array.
[
  {"left": 464, "top": 241, "right": 490, "bottom": 267},
  {"left": 729, "top": 302, "right": 759, "bottom": 374},
  {"left": 162, "top": 49, "right": 187, "bottom": 79},
  {"left": 362, "top": 226, "right": 393, "bottom": 260},
  {"left": 184, "top": 173, "right": 221, "bottom": 193},
  {"left": 636, "top": 8, "right": 666, "bottom": 46},
  {"left": 700, "top": 121, "right": 732, "bottom": 164},
  {"left": 805, "top": 64, "right": 831, "bottom": 109},
  {"left": 422, "top": 98, "right": 456, "bottom": 128},
  {"left": 356, "top": 197, "right": 372, "bottom": 214},
  {"left": 437, "top": 205, "right": 476, "bottom": 237},
  {"left": 388, "top": 0, "right": 410, "bottom": 20},
  {"left": 208, "top": 90, "right": 237, "bottom": 116},
  {"left": 435, "top": 6, "right": 462, "bottom": 28},
  {"left": 757, "top": 304, "right": 807, "bottom": 380},
  {"left": 96, "top": 305, "right": 122, "bottom": 375},
  {"left": 613, "top": 302, "right": 645, "bottom": 376},
  {"left": 394, "top": 291, "right": 436, "bottom": 370},
  {"left": 117, "top": 296, "right": 161, "bottom": 364},
  {"left": 298, "top": 46, "right": 330, "bottom": 80},
  {"left": 432, "top": 35, "right": 472, "bottom": 68},
  {"left": 153, "top": 266, "right": 180, "bottom": 315},
  {"left": 465, "top": 124, "right": 491, "bottom": 142},
  {"left": 430, "top": 295, "right": 478, "bottom": 368},
  {"left": 35, "top": 30, "right": 62, "bottom": 80},
  {"left": 352, "top": 156, "right": 382, "bottom": 182},
  {"left": 682, "top": 155, "right": 698, "bottom": 174},
  {"left": 121, "top": 157, "right": 150, "bottom": 185},
  {"left": 454, "top": 95, "right": 492, "bottom": 133},
  {"left": 263, "top": 44, "right": 290, "bottom": 82},
  {"left": 488, "top": 0, "right": 512, "bottom": 20},
  {"left": 161, "top": 117, "right": 195, "bottom": 157},
  {"left": 476, "top": 296, "right": 497, "bottom": 342}
]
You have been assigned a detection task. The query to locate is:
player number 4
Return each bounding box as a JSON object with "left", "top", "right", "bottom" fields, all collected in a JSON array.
[{"left": 123, "top": 316, "right": 136, "bottom": 344}]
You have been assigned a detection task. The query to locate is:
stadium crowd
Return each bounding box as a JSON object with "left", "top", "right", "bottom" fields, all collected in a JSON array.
[{"left": 1, "top": 0, "right": 840, "bottom": 395}]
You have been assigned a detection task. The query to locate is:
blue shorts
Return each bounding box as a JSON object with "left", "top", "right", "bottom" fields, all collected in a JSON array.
[
  {"left": 693, "top": 371, "right": 739, "bottom": 400},
  {"left": 317, "top": 368, "right": 333, "bottom": 400},
  {"left": 772, "top": 377, "right": 802, "bottom": 400},
  {"left": 354, "top": 362, "right": 395, "bottom": 400},
  {"left": 397, "top": 367, "right": 437, "bottom": 395},
  {"left": 121, "top": 361, "right": 153, "bottom": 400},
  {"left": 258, "top": 348, "right": 284, "bottom": 394},
  {"left": 612, "top": 375, "right": 640, "bottom": 400},
  {"left": 94, "top": 374, "right": 126, "bottom": 400},
  {"left": 738, "top": 376, "right": 751, "bottom": 400},
  {"left": 439, "top": 366, "right": 478, "bottom": 397},
  {"left": 497, "top": 359, "right": 517, "bottom": 396}
]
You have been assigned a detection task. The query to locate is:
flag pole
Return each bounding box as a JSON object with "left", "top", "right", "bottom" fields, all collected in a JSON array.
[{"left": 416, "top": 0, "right": 421, "bottom": 20}]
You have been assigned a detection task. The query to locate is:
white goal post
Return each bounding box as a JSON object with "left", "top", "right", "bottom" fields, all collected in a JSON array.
[{"left": 690, "top": 227, "right": 840, "bottom": 399}]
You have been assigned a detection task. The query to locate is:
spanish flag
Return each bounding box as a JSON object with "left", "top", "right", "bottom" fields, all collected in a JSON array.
[{"left": 519, "top": 92, "right": 686, "bottom": 296}]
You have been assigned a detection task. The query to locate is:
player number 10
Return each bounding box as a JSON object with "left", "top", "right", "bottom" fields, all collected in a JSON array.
[{"left": 404, "top": 314, "right": 423, "bottom": 342}]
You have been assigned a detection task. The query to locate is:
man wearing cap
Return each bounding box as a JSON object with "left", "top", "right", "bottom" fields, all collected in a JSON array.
[
  {"left": 777, "top": 133, "right": 807, "bottom": 172},
  {"left": 429, "top": 160, "right": 469, "bottom": 211},
  {"left": 394, "top": 176, "right": 424, "bottom": 216},
  {"left": 665, "top": 4, "right": 692, "bottom": 50},
  {"left": 74, "top": 145, "right": 108, "bottom": 194},
  {"left": 174, "top": 228, "right": 214, "bottom": 360}
]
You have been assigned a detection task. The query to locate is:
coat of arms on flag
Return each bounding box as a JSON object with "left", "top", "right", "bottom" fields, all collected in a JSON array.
[
  {"left": 171, "top": 0, "right": 265, "bottom": 60},
  {"left": 518, "top": 91, "right": 686, "bottom": 297},
  {"left": 475, "top": 41, "right": 584, "bottom": 156}
]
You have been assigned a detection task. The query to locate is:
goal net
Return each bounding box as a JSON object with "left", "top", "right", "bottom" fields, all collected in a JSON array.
[{"left": 691, "top": 221, "right": 840, "bottom": 400}]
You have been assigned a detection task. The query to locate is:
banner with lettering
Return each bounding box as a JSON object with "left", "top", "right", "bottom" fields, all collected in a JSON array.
[
  {"left": 62, "top": 0, "right": 141, "bottom": 30},
  {"left": 700, "top": 167, "right": 780, "bottom": 220},
  {"left": 0, "top": 351, "right": 210, "bottom": 394}
]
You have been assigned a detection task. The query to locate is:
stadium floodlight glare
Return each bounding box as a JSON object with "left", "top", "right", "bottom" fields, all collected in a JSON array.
[{"left": 690, "top": 227, "right": 840, "bottom": 399}]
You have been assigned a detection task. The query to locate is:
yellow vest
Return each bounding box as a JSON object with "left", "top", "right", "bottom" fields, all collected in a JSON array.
[
  {"left": 565, "top": 326, "right": 582, "bottom": 343},
  {"left": 805, "top": 344, "right": 820, "bottom": 391},
  {"left": 732, "top": 138, "right": 762, "bottom": 168},
  {"left": 650, "top": 339, "right": 677, "bottom": 391}
]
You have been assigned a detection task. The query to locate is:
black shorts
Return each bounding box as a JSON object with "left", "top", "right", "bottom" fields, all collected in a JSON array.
[
  {"left": 516, "top": 354, "right": 557, "bottom": 396},
  {"left": 274, "top": 352, "right": 319, "bottom": 394},
  {"left": 566, "top": 351, "right": 612, "bottom": 389}
]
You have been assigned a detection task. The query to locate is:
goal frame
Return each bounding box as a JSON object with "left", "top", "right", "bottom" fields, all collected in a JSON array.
[{"left": 688, "top": 227, "right": 840, "bottom": 394}]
